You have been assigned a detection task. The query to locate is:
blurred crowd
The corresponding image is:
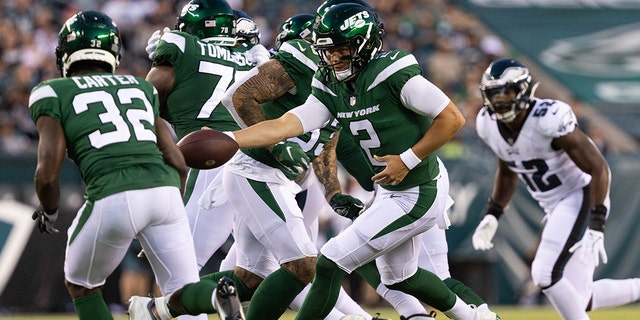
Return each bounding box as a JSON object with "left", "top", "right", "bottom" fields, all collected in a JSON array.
[{"left": 0, "top": 0, "right": 509, "bottom": 157}]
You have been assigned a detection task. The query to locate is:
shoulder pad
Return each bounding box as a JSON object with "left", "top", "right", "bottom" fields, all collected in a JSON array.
[{"left": 534, "top": 99, "right": 577, "bottom": 138}]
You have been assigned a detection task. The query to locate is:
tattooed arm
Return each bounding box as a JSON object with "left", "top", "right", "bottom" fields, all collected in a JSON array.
[
  {"left": 313, "top": 130, "right": 342, "bottom": 201},
  {"left": 223, "top": 59, "right": 297, "bottom": 127}
]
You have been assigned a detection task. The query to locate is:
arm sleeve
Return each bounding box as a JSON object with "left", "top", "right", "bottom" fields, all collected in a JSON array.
[
  {"left": 399, "top": 75, "right": 451, "bottom": 118},
  {"left": 288, "top": 94, "right": 333, "bottom": 133}
]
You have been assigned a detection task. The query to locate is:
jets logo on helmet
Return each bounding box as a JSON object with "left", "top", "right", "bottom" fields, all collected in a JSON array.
[
  {"left": 275, "top": 13, "right": 315, "bottom": 51},
  {"left": 315, "top": 0, "right": 384, "bottom": 38},
  {"left": 339, "top": 10, "right": 370, "bottom": 31},
  {"left": 55, "top": 11, "right": 121, "bottom": 78},
  {"left": 175, "top": 0, "right": 236, "bottom": 46},
  {"left": 314, "top": 3, "right": 382, "bottom": 83}
]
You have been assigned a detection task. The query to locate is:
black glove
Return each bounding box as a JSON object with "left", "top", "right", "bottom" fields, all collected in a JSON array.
[
  {"left": 329, "top": 193, "right": 365, "bottom": 220},
  {"left": 32, "top": 207, "right": 60, "bottom": 234}
]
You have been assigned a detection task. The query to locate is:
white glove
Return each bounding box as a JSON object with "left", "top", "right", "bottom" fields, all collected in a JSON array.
[
  {"left": 247, "top": 44, "right": 271, "bottom": 66},
  {"left": 145, "top": 27, "right": 171, "bottom": 60},
  {"left": 472, "top": 214, "right": 499, "bottom": 250},
  {"left": 569, "top": 229, "right": 608, "bottom": 266}
]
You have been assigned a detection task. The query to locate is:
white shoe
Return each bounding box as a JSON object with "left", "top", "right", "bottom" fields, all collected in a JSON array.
[
  {"left": 340, "top": 316, "right": 368, "bottom": 320},
  {"left": 127, "top": 296, "right": 172, "bottom": 320},
  {"left": 473, "top": 309, "right": 499, "bottom": 320}
]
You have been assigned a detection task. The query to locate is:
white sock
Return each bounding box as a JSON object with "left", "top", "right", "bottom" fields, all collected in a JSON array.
[
  {"left": 591, "top": 278, "right": 640, "bottom": 310},
  {"left": 335, "top": 286, "right": 371, "bottom": 319},
  {"left": 377, "top": 283, "right": 426, "bottom": 317},
  {"left": 288, "top": 284, "right": 347, "bottom": 319},
  {"left": 442, "top": 296, "right": 473, "bottom": 320},
  {"left": 542, "top": 278, "right": 589, "bottom": 320}
]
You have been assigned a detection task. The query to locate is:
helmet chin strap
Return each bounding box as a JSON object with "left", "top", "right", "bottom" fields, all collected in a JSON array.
[{"left": 335, "top": 67, "right": 353, "bottom": 81}]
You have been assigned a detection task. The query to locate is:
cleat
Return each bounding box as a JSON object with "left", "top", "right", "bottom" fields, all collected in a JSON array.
[
  {"left": 214, "top": 276, "right": 245, "bottom": 320},
  {"left": 372, "top": 313, "right": 391, "bottom": 320},
  {"left": 473, "top": 309, "right": 499, "bottom": 320},
  {"left": 127, "top": 295, "right": 172, "bottom": 320},
  {"left": 400, "top": 313, "right": 436, "bottom": 320}
]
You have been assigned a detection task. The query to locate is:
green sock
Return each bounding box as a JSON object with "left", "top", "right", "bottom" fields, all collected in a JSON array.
[
  {"left": 200, "top": 269, "right": 253, "bottom": 301},
  {"left": 72, "top": 292, "right": 113, "bottom": 320},
  {"left": 246, "top": 267, "right": 306, "bottom": 320},
  {"left": 294, "top": 255, "right": 347, "bottom": 320},
  {"left": 387, "top": 268, "right": 457, "bottom": 311},
  {"left": 444, "top": 277, "right": 486, "bottom": 306},
  {"left": 355, "top": 260, "right": 382, "bottom": 288},
  {"left": 175, "top": 279, "right": 218, "bottom": 315}
]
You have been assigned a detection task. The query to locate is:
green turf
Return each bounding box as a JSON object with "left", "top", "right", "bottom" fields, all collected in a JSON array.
[{"left": 3, "top": 305, "right": 640, "bottom": 319}]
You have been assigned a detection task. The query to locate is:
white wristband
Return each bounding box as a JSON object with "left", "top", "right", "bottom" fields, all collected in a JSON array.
[
  {"left": 399, "top": 148, "right": 421, "bottom": 170},
  {"left": 222, "top": 131, "right": 236, "bottom": 141}
]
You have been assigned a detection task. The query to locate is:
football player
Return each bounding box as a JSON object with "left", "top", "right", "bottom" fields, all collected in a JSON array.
[
  {"left": 28, "top": 11, "right": 243, "bottom": 320},
  {"left": 143, "top": 0, "right": 297, "bottom": 279},
  {"left": 472, "top": 57, "right": 640, "bottom": 319},
  {"left": 219, "top": 12, "right": 382, "bottom": 320},
  {"left": 221, "top": 3, "right": 498, "bottom": 320}
]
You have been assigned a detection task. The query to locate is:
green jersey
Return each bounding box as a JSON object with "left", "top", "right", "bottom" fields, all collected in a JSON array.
[
  {"left": 153, "top": 31, "right": 253, "bottom": 139},
  {"left": 312, "top": 50, "right": 439, "bottom": 191},
  {"left": 28, "top": 73, "right": 180, "bottom": 201},
  {"left": 242, "top": 39, "right": 339, "bottom": 171},
  {"left": 242, "top": 39, "right": 378, "bottom": 189}
]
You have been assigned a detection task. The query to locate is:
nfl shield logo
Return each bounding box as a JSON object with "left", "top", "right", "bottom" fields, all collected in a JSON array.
[{"left": 349, "top": 96, "right": 356, "bottom": 106}]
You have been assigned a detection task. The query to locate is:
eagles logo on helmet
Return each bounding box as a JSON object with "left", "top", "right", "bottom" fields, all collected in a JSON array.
[{"left": 479, "top": 58, "right": 540, "bottom": 123}]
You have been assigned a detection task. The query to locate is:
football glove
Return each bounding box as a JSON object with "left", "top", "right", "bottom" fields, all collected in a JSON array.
[
  {"left": 247, "top": 44, "right": 271, "bottom": 66},
  {"left": 272, "top": 141, "right": 310, "bottom": 175},
  {"left": 145, "top": 27, "right": 171, "bottom": 60},
  {"left": 32, "top": 207, "right": 59, "bottom": 234},
  {"left": 569, "top": 229, "right": 608, "bottom": 266},
  {"left": 472, "top": 214, "right": 499, "bottom": 250},
  {"left": 329, "top": 193, "right": 365, "bottom": 221}
]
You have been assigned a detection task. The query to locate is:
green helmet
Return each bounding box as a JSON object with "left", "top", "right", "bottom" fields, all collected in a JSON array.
[
  {"left": 55, "top": 11, "right": 121, "bottom": 78},
  {"left": 314, "top": 0, "right": 384, "bottom": 37},
  {"left": 176, "top": 0, "right": 236, "bottom": 46},
  {"left": 314, "top": 3, "right": 382, "bottom": 82},
  {"left": 274, "top": 13, "right": 314, "bottom": 51}
]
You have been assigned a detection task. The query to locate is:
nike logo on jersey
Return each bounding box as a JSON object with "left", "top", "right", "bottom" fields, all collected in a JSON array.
[
  {"left": 389, "top": 52, "right": 399, "bottom": 60},
  {"left": 296, "top": 42, "right": 307, "bottom": 52}
]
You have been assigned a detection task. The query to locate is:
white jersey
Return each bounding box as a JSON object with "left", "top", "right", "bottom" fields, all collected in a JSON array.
[{"left": 476, "top": 98, "right": 591, "bottom": 209}]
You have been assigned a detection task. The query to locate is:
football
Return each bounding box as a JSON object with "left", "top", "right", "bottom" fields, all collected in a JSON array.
[{"left": 176, "top": 129, "right": 239, "bottom": 169}]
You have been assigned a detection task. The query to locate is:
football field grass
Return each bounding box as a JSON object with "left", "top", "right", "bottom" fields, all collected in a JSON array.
[{"left": 3, "top": 305, "right": 640, "bottom": 319}]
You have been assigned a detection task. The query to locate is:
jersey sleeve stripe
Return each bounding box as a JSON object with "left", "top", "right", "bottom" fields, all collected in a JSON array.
[
  {"left": 162, "top": 32, "right": 187, "bottom": 53},
  {"left": 367, "top": 54, "right": 419, "bottom": 91},
  {"left": 29, "top": 85, "right": 57, "bottom": 108},
  {"left": 311, "top": 78, "right": 337, "bottom": 96},
  {"left": 280, "top": 42, "right": 318, "bottom": 72}
]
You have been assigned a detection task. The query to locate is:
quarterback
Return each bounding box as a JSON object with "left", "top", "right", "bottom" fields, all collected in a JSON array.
[{"left": 224, "top": 3, "right": 498, "bottom": 320}]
